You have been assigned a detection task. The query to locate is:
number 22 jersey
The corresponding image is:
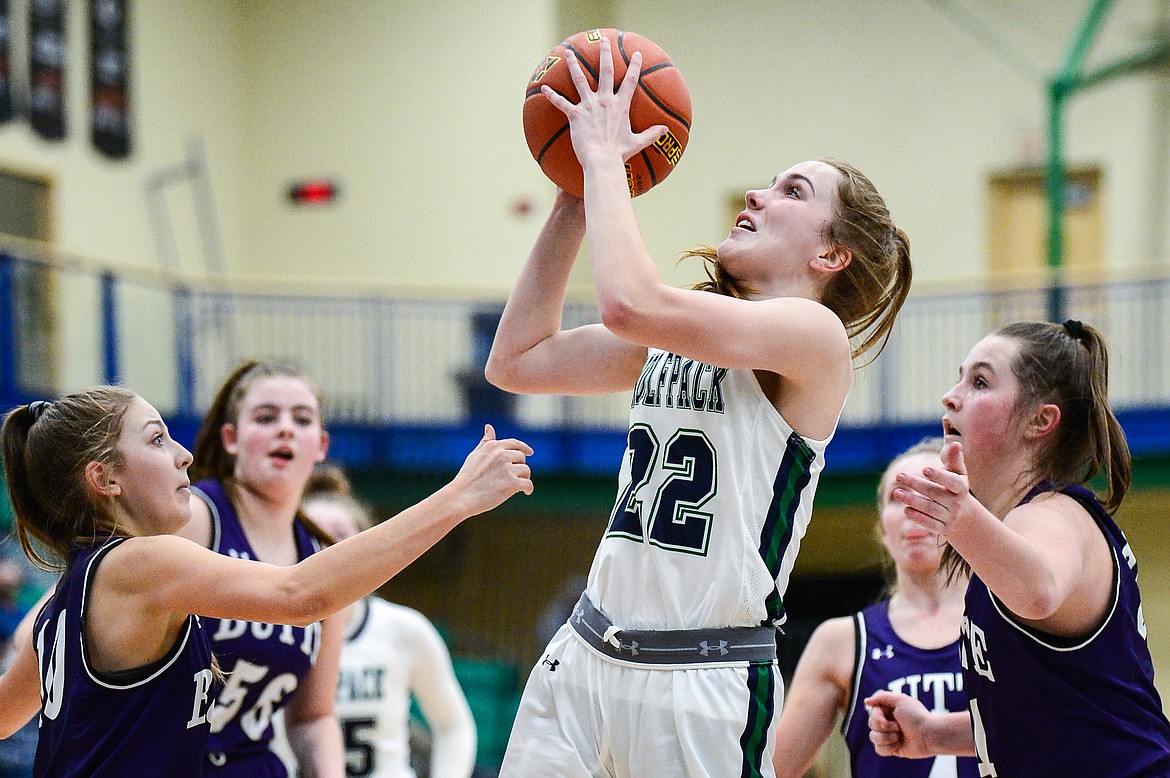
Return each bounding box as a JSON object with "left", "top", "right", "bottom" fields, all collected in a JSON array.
[{"left": 586, "top": 348, "right": 832, "bottom": 632}]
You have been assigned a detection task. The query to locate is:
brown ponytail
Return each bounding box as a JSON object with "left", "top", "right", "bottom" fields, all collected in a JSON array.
[
  {"left": 820, "top": 159, "right": 912, "bottom": 362},
  {"left": 2, "top": 388, "right": 136, "bottom": 569},
  {"left": 999, "top": 320, "right": 1130, "bottom": 512}
]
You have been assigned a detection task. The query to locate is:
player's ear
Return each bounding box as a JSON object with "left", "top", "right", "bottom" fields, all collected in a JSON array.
[
  {"left": 814, "top": 244, "right": 852, "bottom": 274},
  {"left": 315, "top": 430, "right": 329, "bottom": 464},
  {"left": 1025, "top": 403, "right": 1061, "bottom": 440},
  {"left": 85, "top": 461, "right": 122, "bottom": 498},
  {"left": 220, "top": 422, "right": 239, "bottom": 456}
]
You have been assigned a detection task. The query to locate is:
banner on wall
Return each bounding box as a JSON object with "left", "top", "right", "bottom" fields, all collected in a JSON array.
[
  {"left": 0, "top": 0, "right": 12, "bottom": 124},
  {"left": 29, "top": 0, "right": 67, "bottom": 140},
  {"left": 91, "top": 0, "right": 130, "bottom": 158}
]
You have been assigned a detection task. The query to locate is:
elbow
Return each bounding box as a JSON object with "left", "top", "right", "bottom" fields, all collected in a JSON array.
[
  {"left": 483, "top": 354, "right": 512, "bottom": 392},
  {"left": 484, "top": 357, "right": 527, "bottom": 394},
  {"left": 1012, "top": 586, "right": 1064, "bottom": 621},
  {"left": 597, "top": 295, "right": 645, "bottom": 342}
]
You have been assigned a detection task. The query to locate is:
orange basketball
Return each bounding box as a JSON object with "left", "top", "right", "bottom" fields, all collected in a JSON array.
[{"left": 523, "top": 29, "right": 692, "bottom": 198}]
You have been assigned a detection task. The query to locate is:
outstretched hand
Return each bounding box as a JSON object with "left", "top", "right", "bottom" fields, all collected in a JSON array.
[
  {"left": 451, "top": 424, "right": 534, "bottom": 516},
  {"left": 890, "top": 440, "right": 975, "bottom": 542},
  {"left": 541, "top": 35, "right": 667, "bottom": 168}
]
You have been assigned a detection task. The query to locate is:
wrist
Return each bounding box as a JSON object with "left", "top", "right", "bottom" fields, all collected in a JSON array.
[{"left": 581, "top": 153, "right": 629, "bottom": 185}]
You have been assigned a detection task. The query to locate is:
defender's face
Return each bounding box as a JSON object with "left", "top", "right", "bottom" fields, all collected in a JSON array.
[
  {"left": 222, "top": 376, "right": 327, "bottom": 499},
  {"left": 941, "top": 335, "right": 1025, "bottom": 475},
  {"left": 111, "top": 395, "right": 194, "bottom": 534}
]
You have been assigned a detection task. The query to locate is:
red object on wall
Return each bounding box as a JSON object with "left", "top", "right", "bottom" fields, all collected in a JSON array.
[{"left": 287, "top": 180, "right": 339, "bottom": 206}]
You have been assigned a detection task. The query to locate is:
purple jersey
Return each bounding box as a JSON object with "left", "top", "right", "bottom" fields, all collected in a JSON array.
[
  {"left": 962, "top": 483, "right": 1170, "bottom": 776},
  {"left": 33, "top": 537, "right": 216, "bottom": 777},
  {"left": 193, "top": 479, "right": 324, "bottom": 777},
  {"left": 841, "top": 600, "right": 979, "bottom": 778}
]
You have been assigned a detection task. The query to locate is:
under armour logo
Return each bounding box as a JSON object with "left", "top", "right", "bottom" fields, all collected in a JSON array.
[
  {"left": 542, "top": 657, "right": 560, "bottom": 672},
  {"left": 699, "top": 640, "right": 729, "bottom": 657},
  {"left": 872, "top": 645, "right": 895, "bottom": 660},
  {"left": 602, "top": 626, "right": 640, "bottom": 655}
]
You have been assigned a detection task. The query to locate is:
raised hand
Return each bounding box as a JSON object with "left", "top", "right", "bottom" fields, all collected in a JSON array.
[
  {"left": 540, "top": 35, "right": 667, "bottom": 168},
  {"left": 450, "top": 424, "right": 534, "bottom": 516},
  {"left": 890, "top": 440, "right": 974, "bottom": 541}
]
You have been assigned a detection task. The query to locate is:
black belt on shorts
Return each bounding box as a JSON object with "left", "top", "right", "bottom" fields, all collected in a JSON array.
[{"left": 567, "top": 593, "right": 776, "bottom": 666}]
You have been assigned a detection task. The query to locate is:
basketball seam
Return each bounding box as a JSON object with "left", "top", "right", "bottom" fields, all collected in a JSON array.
[
  {"left": 536, "top": 119, "right": 570, "bottom": 163},
  {"left": 637, "top": 78, "right": 691, "bottom": 131},
  {"left": 639, "top": 148, "right": 659, "bottom": 189},
  {"left": 564, "top": 43, "right": 600, "bottom": 85}
]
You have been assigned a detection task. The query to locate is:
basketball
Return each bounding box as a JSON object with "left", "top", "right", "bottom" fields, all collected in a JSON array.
[{"left": 523, "top": 29, "right": 692, "bottom": 198}]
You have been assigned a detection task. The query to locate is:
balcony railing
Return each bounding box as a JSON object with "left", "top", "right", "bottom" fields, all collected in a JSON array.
[{"left": 2, "top": 247, "right": 1167, "bottom": 475}]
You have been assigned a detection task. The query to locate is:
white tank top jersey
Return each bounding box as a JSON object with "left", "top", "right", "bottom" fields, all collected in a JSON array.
[
  {"left": 586, "top": 348, "right": 834, "bottom": 633},
  {"left": 336, "top": 597, "right": 474, "bottom": 778}
]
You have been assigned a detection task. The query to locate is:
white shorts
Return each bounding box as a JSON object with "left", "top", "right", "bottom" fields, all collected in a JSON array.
[{"left": 499, "top": 624, "right": 782, "bottom": 778}]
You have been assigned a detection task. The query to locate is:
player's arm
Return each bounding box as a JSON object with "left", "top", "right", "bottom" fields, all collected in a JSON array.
[
  {"left": 485, "top": 189, "right": 648, "bottom": 396},
  {"left": 406, "top": 611, "right": 477, "bottom": 777},
  {"left": 283, "top": 609, "right": 346, "bottom": 778},
  {"left": 550, "top": 38, "right": 852, "bottom": 403},
  {"left": 113, "top": 426, "right": 532, "bottom": 626},
  {"left": 0, "top": 632, "right": 41, "bottom": 738},
  {"left": 895, "top": 445, "right": 1104, "bottom": 630},
  {"left": 772, "top": 616, "right": 855, "bottom": 778}
]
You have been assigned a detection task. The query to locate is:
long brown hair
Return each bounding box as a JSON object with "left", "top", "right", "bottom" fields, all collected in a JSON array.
[
  {"left": 686, "top": 158, "right": 912, "bottom": 362},
  {"left": 999, "top": 320, "right": 1130, "bottom": 511},
  {"left": 1, "top": 388, "right": 137, "bottom": 569}
]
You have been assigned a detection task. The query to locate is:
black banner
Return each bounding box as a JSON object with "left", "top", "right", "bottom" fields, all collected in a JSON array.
[
  {"left": 29, "top": 0, "right": 67, "bottom": 140},
  {"left": 0, "top": 0, "right": 12, "bottom": 124},
  {"left": 91, "top": 0, "right": 130, "bottom": 158}
]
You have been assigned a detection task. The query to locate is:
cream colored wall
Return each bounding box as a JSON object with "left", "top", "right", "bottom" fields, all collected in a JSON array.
[
  {"left": 237, "top": 0, "right": 1170, "bottom": 293},
  {"left": 0, "top": 0, "right": 250, "bottom": 274},
  {"left": 2, "top": 1, "right": 1168, "bottom": 295},
  {"left": 232, "top": 0, "right": 560, "bottom": 290}
]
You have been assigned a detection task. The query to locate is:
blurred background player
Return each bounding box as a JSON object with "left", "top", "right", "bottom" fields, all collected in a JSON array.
[
  {"left": 302, "top": 463, "right": 477, "bottom": 778},
  {"left": 772, "top": 439, "right": 977, "bottom": 778},
  {"left": 181, "top": 360, "right": 345, "bottom": 776}
]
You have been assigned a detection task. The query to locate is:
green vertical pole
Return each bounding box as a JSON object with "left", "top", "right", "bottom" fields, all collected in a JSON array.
[
  {"left": 1046, "top": 80, "right": 1068, "bottom": 323},
  {"left": 1046, "top": 0, "right": 1113, "bottom": 322}
]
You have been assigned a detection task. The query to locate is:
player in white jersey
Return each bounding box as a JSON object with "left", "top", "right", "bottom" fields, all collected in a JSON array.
[
  {"left": 487, "top": 36, "right": 913, "bottom": 777},
  {"left": 302, "top": 466, "right": 476, "bottom": 778}
]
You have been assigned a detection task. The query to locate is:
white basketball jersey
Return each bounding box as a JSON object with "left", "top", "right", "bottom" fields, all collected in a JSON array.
[
  {"left": 586, "top": 348, "right": 834, "bottom": 631},
  {"left": 337, "top": 598, "right": 474, "bottom": 778}
]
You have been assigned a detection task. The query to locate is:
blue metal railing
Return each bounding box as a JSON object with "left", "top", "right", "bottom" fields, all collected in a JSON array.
[{"left": 1, "top": 247, "right": 1167, "bottom": 475}]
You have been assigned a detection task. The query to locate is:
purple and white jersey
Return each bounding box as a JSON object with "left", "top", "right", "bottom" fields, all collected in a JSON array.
[
  {"left": 33, "top": 537, "right": 216, "bottom": 778},
  {"left": 841, "top": 601, "right": 978, "bottom": 778},
  {"left": 963, "top": 483, "right": 1170, "bottom": 776},
  {"left": 193, "top": 479, "right": 324, "bottom": 776}
]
